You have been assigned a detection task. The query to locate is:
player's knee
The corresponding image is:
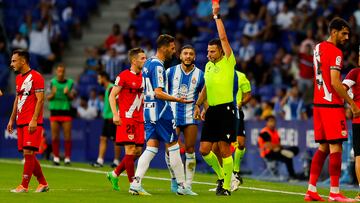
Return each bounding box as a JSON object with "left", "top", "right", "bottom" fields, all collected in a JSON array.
[
  {"left": 199, "top": 147, "right": 210, "bottom": 156},
  {"left": 237, "top": 144, "right": 245, "bottom": 150},
  {"left": 185, "top": 146, "right": 195, "bottom": 154}
]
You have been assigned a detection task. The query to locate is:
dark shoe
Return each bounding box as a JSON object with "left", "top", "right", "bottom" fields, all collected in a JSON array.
[
  {"left": 110, "top": 163, "right": 117, "bottom": 168},
  {"left": 216, "top": 187, "right": 231, "bottom": 196},
  {"left": 91, "top": 162, "right": 103, "bottom": 168},
  {"left": 215, "top": 179, "right": 224, "bottom": 194}
]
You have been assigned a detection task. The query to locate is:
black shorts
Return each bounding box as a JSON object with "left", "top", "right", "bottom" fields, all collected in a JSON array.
[
  {"left": 201, "top": 102, "right": 236, "bottom": 143},
  {"left": 102, "top": 119, "right": 116, "bottom": 141},
  {"left": 353, "top": 123, "right": 360, "bottom": 156},
  {"left": 236, "top": 110, "right": 245, "bottom": 137}
]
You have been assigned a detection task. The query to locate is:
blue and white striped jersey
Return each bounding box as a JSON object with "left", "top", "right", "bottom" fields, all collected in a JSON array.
[
  {"left": 166, "top": 64, "right": 205, "bottom": 126},
  {"left": 143, "top": 57, "right": 174, "bottom": 122}
]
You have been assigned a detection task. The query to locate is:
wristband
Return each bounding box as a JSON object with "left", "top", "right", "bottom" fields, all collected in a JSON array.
[{"left": 213, "top": 14, "right": 220, "bottom": 20}]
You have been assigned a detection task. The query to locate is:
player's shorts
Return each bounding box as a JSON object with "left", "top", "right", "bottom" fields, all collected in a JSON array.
[
  {"left": 50, "top": 110, "right": 72, "bottom": 122},
  {"left": 101, "top": 119, "right": 116, "bottom": 141},
  {"left": 17, "top": 124, "right": 43, "bottom": 152},
  {"left": 116, "top": 118, "right": 144, "bottom": 146},
  {"left": 235, "top": 110, "right": 246, "bottom": 137},
  {"left": 145, "top": 118, "right": 178, "bottom": 143},
  {"left": 313, "top": 105, "right": 347, "bottom": 143},
  {"left": 353, "top": 123, "right": 360, "bottom": 156},
  {"left": 201, "top": 102, "right": 236, "bottom": 143}
]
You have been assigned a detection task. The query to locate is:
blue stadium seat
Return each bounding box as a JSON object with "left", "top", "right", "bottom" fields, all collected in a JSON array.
[
  {"left": 257, "top": 85, "right": 275, "bottom": 102},
  {"left": 261, "top": 42, "right": 278, "bottom": 64}
]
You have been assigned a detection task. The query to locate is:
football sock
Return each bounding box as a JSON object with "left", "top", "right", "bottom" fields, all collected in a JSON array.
[
  {"left": 33, "top": 157, "right": 47, "bottom": 185},
  {"left": 233, "top": 147, "right": 246, "bottom": 173},
  {"left": 165, "top": 151, "right": 175, "bottom": 179},
  {"left": 132, "top": 146, "right": 158, "bottom": 187},
  {"left": 96, "top": 158, "right": 104, "bottom": 165},
  {"left": 52, "top": 139, "right": 60, "bottom": 158},
  {"left": 222, "top": 156, "right": 233, "bottom": 190},
  {"left": 202, "top": 151, "right": 224, "bottom": 180},
  {"left": 185, "top": 152, "right": 196, "bottom": 187},
  {"left": 22, "top": 154, "right": 35, "bottom": 188},
  {"left": 64, "top": 140, "right": 71, "bottom": 158},
  {"left": 168, "top": 143, "right": 185, "bottom": 185},
  {"left": 308, "top": 150, "right": 327, "bottom": 191},
  {"left": 114, "top": 158, "right": 126, "bottom": 177},
  {"left": 124, "top": 155, "right": 135, "bottom": 183},
  {"left": 329, "top": 152, "right": 341, "bottom": 194}
]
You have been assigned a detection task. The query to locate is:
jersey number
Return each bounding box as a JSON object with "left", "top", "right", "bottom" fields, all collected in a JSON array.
[{"left": 314, "top": 44, "right": 332, "bottom": 102}]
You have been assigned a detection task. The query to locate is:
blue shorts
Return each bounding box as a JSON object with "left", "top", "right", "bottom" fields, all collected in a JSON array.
[{"left": 145, "top": 118, "right": 178, "bottom": 143}]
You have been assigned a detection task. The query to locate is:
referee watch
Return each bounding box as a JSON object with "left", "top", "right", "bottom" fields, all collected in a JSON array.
[{"left": 213, "top": 14, "right": 220, "bottom": 20}]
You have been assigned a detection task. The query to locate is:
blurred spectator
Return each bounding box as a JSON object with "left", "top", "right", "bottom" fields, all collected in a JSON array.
[
  {"left": 29, "top": 20, "right": 56, "bottom": 73},
  {"left": 77, "top": 96, "right": 98, "bottom": 120},
  {"left": 299, "top": 29, "right": 315, "bottom": 54},
  {"left": 281, "top": 86, "right": 307, "bottom": 120},
  {"left": 196, "top": 0, "right": 212, "bottom": 20},
  {"left": 258, "top": 115, "right": 299, "bottom": 180},
  {"left": 272, "top": 88, "right": 287, "bottom": 119},
  {"left": 226, "top": 0, "right": 240, "bottom": 20},
  {"left": 276, "top": 4, "right": 295, "bottom": 30},
  {"left": 237, "top": 35, "right": 255, "bottom": 65},
  {"left": 101, "top": 48, "right": 124, "bottom": 82},
  {"left": 243, "top": 13, "right": 263, "bottom": 39},
  {"left": 243, "top": 95, "right": 262, "bottom": 120},
  {"left": 11, "top": 33, "right": 28, "bottom": 51},
  {"left": 62, "top": 2, "right": 82, "bottom": 38},
  {"left": 104, "top": 23, "right": 122, "bottom": 50},
  {"left": 88, "top": 88, "right": 101, "bottom": 113},
  {"left": 156, "top": 0, "right": 180, "bottom": 21},
  {"left": 48, "top": 17, "right": 64, "bottom": 61},
  {"left": 298, "top": 44, "right": 313, "bottom": 92},
  {"left": 249, "top": 0, "right": 266, "bottom": 20},
  {"left": 142, "top": 39, "right": 156, "bottom": 58},
  {"left": 354, "top": 2, "right": 360, "bottom": 32},
  {"left": 110, "top": 35, "right": 126, "bottom": 58},
  {"left": 19, "top": 13, "right": 34, "bottom": 38},
  {"left": 260, "top": 101, "right": 274, "bottom": 120},
  {"left": 267, "top": 0, "right": 284, "bottom": 16},
  {"left": 179, "top": 16, "right": 199, "bottom": 42},
  {"left": 248, "top": 54, "right": 268, "bottom": 86},
  {"left": 158, "top": 14, "right": 176, "bottom": 36},
  {"left": 85, "top": 47, "right": 101, "bottom": 72},
  {"left": 124, "top": 25, "right": 141, "bottom": 50}
]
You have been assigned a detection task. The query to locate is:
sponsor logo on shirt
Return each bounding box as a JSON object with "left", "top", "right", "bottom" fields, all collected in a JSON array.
[{"left": 336, "top": 56, "right": 342, "bottom": 66}]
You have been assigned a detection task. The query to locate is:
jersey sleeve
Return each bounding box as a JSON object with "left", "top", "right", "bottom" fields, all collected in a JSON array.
[
  {"left": 115, "top": 73, "right": 124, "bottom": 87},
  {"left": 227, "top": 52, "right": 236, "bottom": 69},
  {"left": 329, "top": 49, "right": 343, "bottom": 71},
  {"left": 343, "top": 68, "right": 358, "bottom": 89},
  {"left": 240, "top": 75, "right": 251, "bottom": 93},
  {"left": 34, "top": 73, "right": 45, "bottom": 92}
]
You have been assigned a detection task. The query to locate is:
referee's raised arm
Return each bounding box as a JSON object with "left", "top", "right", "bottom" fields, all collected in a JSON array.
[{"left": 212, "top": 2, "right": 232, "bottom": 58}]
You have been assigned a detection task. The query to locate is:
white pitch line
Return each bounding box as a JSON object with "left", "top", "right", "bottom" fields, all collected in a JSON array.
[{"left": 0, "top": 159, "right": 314, "bottom": 197}]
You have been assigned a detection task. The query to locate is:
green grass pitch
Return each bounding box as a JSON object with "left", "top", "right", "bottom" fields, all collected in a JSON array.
[{"left": 0, "top": 159, "right": 357, "bottom": 203}]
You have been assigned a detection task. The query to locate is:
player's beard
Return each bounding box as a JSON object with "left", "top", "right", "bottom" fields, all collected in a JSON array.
[
  {"left": 182, "top": 59, "right": 195, "bottom": 68},
  {"left": 10, "top": 66, "right": 20, "bottom": 74},
  {"left": 336, "top": 38, "right": 348, "bottom": 51}
]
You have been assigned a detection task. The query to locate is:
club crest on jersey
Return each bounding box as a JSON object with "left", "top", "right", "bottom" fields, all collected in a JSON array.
[
  {"left": 341, "top": 130, "right": 347, "bottom": 137},
  {"left": 128, "top": 134, "right": 134, "bottom": 140},
  {"left": 336, "top": 56, "right": 342, "bottom": 66},
  {"left": 191, "top": 78, "right": 197, "bottom": 84}
]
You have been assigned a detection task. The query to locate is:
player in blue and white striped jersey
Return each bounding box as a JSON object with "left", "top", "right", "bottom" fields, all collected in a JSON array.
[
  {"left": 130, "top": 35, "right": 196, "bottom": 196},
  {"left": 165, "top": 45, "right": 204, "bottom": 191}
]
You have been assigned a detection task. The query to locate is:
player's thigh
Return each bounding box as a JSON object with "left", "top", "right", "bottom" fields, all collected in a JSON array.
[
  {"left": 183, "top": 124, "right": 198, "bottom": 147},
  {"left": 322, "top": 108, "right": 348, "bottom": 142},
  {"left": 353, "top": 123, "right": 360, "bottom": 157},
  {"left": 50, "top": 121, "right": 61, "bottom": 138},
  {"left": 23, "top": 126, "right": 42, "bottom": 151},
  {"left": 156, "top": 119, "right": 178, "bottom": 144}
]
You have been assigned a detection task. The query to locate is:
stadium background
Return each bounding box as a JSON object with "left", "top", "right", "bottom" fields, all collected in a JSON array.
[{"left": 0, "top": 0, "right": 359, "bottom": 184}]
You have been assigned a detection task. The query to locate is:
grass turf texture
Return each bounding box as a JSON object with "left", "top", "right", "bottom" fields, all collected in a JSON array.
[{"left": 0, "top": 159, "right": 357, "bottom": 203}]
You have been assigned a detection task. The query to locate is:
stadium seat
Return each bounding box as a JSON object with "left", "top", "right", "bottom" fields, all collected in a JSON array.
[{"left": 261, "top": 42, "right": 278, "bottom": 64}]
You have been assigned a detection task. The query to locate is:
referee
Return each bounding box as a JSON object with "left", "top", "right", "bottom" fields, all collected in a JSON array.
[{"left": 194, "top": 1, "right": 236, "bottom": 196}]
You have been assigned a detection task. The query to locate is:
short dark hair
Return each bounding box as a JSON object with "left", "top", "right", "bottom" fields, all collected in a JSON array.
[
  {"left": 98, "top": 71, "right": 110, "bottom": 81},
  {"left": 12, "top": 49, "right": 30, "bottom": 63},
  {"left": 180, "top": 45, "right": 196, "bottom": 54},
  {"left": 265, "top": 115, "right": 276, "bottom": 121},
  {"left": 156, "top": 34, "right": 175, "bottom": 49},
  {"left": 128, "top": 47, "right": 145, "bottom": 63},
  {"left": 328, "top": 17, "right": 350, "bottom": 34},
  {"left": 208, "top": 38, "right": 223, "bottom": 52}
]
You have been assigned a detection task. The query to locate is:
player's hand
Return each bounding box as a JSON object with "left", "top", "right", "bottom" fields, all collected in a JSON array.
[
  {"left": 351, "top": 103, "right": 360, "bottom": 118},
  {"left": 28, "top": 119, "right": 37, "bottom": 134},
  {"left": 113, "top": 114, "right": 122, "bottom": 125},
  {"left": 7, "top": 120, "right": 14, "bottom": 134},
  {"left": 63, "top": 86, "right": 69, "bottom": 95},
  {"left": 200, "top": 109, "right": 206, "bottom": 121},
  {"left": 194, "top": 105, "right": 201, "bottom": 120},
  {"left": 212, "top": 1, "right": 220, "bottom": 16},
  {"left": 177, "top": 97, "right": 194, "bottom": 104}
]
